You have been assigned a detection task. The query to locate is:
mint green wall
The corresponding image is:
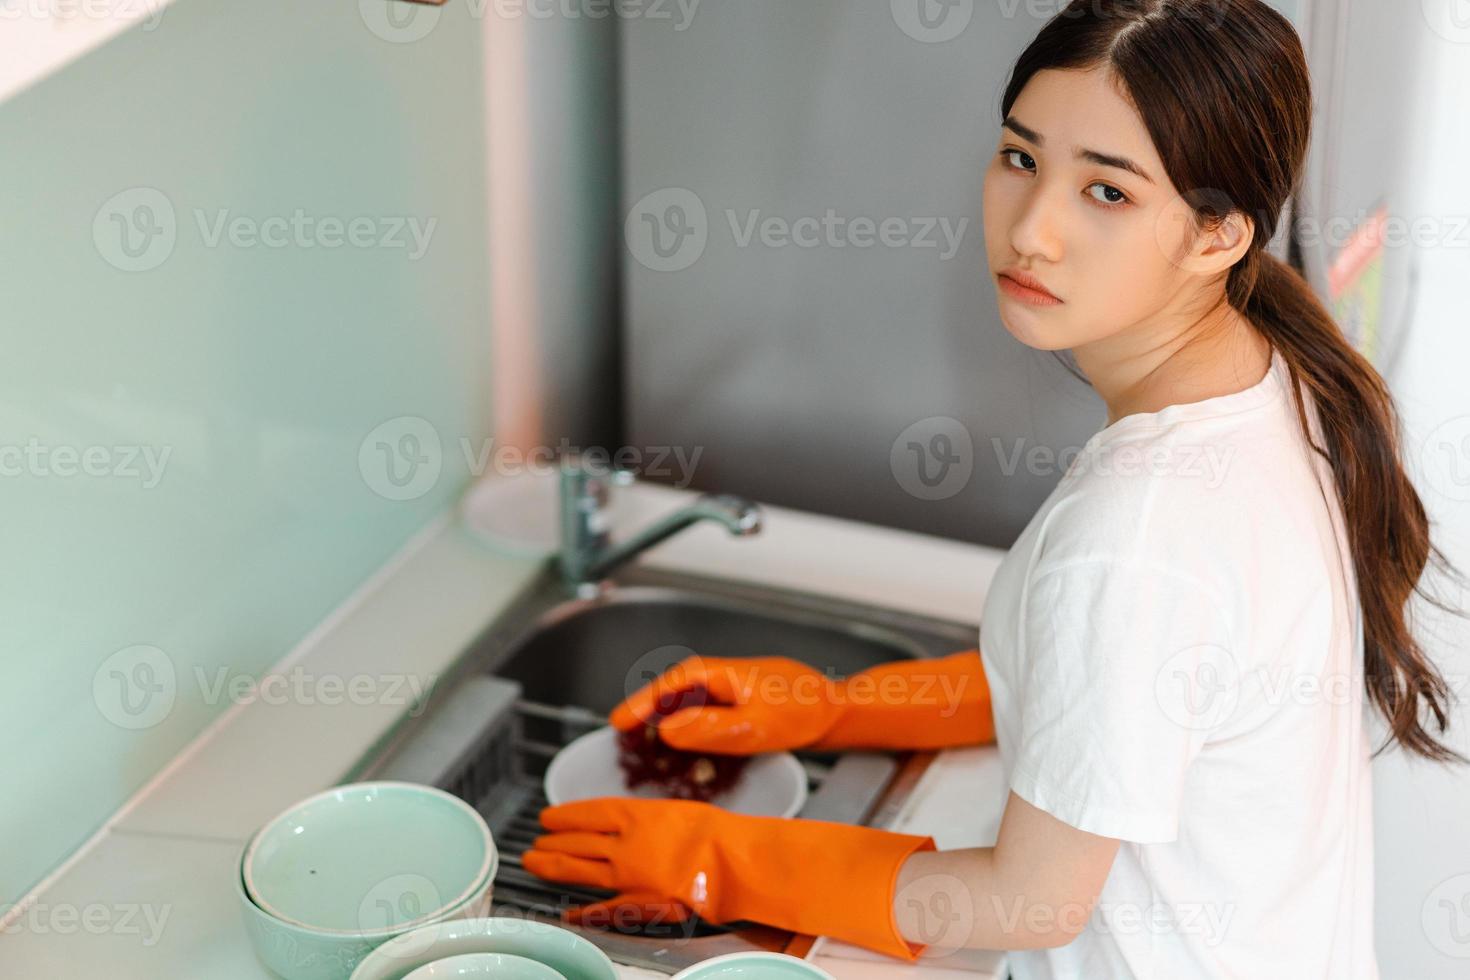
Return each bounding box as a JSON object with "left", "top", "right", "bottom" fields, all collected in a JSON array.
[{"left": 0, "top": 1, "right": 491, "bottom": 902}]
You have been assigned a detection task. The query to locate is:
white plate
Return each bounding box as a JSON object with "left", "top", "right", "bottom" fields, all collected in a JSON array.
[{"left": 543, "top": 726, "right": 807, "bottom": 819}]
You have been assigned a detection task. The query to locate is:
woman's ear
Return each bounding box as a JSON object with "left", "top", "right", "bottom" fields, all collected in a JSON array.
[
  {"left": 1161, "top": 200, "right": 1256, "bottom": 278},
  {"left": 1193, "top": 211, "right": 1255, "bottom": 276}
]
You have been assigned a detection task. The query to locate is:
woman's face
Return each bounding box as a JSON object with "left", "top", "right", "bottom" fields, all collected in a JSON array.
[{"left": 981, "top": 66, "right": 1210, "bottom": 352}]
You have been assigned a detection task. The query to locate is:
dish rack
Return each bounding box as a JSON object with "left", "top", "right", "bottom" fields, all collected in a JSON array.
[{"left": 357, "top": 673, "right": 930, "bottom": 975}]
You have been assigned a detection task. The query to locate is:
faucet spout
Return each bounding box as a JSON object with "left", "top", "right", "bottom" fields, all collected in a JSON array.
[
  {"left": 558, "top": 454, "right": 762, "bottom": 594},
  {"left": 581, "top": 493, "right": 762, "bottom": 583}
]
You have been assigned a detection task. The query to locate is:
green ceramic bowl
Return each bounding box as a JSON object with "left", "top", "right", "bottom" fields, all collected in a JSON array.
[
  {"left": 236, "top": 785, "right": 497, "bottom": 980},
  {"left": 669, "top": 953, "right": 837, "bottom": 979},
  {"left": 403, "top": 952, "right": 566, "bottom": 979},
  {"left": 244, "top": 782, "right": 495, "bottom": 936},
  {"left": 236, "top": 852, "right": 382, "bottom": 980},
  {"left": 237, "top": 841, "right": 494, "bottom": 980},
  {"left": 348, "top": 917, "right": 618, "bottom": 980}
]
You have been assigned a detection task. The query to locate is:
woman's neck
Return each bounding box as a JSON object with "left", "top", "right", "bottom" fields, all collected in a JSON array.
[{"left": 1073, "top": 303, "right": 1271, "bottom": 426}]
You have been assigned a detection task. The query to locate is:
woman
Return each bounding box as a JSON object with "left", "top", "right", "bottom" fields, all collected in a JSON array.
[{"left": 523, "top": 1, "right": 1463, "bottom": 975}]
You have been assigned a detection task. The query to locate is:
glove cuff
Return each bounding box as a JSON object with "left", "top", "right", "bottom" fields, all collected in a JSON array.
[
  {"left": 694, "top": 813, "right": 940, "bottom": 962},
  {"left": 807, "top": 649, "right": 994, "bottom": 751}
]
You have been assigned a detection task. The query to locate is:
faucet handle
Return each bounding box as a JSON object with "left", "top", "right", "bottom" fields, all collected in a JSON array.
[
  {"left": 559, "top": 451, "right": 636, "bottom": 496},
  {"left": 558, "top": 451, "right": 637, "bottom": 592},
  {"left": 558, "top": 451, "right": 635, "bottom": 540}
]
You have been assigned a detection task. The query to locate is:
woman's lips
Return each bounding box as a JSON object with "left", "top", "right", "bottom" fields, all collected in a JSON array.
[{"left": 997, "top": 272, "right": 1063, "bottom": 306}]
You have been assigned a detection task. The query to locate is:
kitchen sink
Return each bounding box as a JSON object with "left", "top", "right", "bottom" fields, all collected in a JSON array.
[
  {"left": 355, "top": 562, "right": 979, "bottom": 974},
  {"left": 492, "top": 569, "right": 965, "bottom": 716}
]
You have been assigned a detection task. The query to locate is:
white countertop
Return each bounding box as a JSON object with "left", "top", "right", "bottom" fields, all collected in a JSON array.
[{"left": 0, "top": 472, "right": 1010, "bottom": 978}]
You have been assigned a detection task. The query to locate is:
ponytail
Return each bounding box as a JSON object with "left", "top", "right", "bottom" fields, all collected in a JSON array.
[{"left": 1235, "top": 250, "right": 1466, "bottom": 762}]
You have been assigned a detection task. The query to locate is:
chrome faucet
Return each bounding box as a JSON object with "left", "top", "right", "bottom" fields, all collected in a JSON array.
[{"left": 558, "top": 452, "right": 763, "bottom": 596}]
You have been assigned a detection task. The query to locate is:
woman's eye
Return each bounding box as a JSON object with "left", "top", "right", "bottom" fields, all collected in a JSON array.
[
  {"left": 1001, "top": 148, "right": 1035, "bottom": 172},
  {"left": 1087, "top": 182, "right": 1129, "bottom": 207},
  {"left": 1001, "top": 150, "right": 1129, "bottom": 209}
]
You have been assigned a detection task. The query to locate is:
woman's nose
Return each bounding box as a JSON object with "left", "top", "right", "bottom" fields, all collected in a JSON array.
[{"left": 1008, "top": 186, "right": 1065, "bottom": 264}]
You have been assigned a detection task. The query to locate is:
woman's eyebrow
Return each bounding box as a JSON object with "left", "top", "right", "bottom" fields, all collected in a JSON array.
[{"left": 1001, "top": 116, "right": 1156, "bottom": 185}]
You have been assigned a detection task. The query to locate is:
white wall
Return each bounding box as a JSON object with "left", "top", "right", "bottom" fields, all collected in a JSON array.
[{"left": 1372, "top": 32, "right": 1470, "bottom": 979}]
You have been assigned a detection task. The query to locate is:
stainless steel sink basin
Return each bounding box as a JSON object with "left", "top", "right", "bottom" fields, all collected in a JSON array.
[
  {"left": 356, "top": 562, "right": 979, "bottom": 974},
  {"left": 492, "top": 572, "right": 962, "bottom": 714}
]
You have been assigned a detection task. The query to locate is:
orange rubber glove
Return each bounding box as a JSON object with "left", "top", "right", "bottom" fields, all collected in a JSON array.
[
  {"left": 523, "top": 796, "right": 938, "bottom": 962},
  {"left": 608, "top": 648, "right": 994, "bottom": 755}
]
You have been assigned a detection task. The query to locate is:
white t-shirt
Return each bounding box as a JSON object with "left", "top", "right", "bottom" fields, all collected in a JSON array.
[{"left": 979, "top": 346, "right": 1377, "bottom": 978}]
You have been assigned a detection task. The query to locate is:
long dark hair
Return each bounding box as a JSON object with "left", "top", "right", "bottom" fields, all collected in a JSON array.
[{"left": 1002, "top": 0, "right": 1464, "bottom": 762}]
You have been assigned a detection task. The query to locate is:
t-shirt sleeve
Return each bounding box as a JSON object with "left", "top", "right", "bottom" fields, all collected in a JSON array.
[{"left": 1007, "top": 557, "right": 1236, "bottom": 843}]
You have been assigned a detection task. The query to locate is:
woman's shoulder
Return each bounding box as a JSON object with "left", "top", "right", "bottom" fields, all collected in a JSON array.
[{"left": 1039, "top": 412, "right": 1320, "bottom": 578}]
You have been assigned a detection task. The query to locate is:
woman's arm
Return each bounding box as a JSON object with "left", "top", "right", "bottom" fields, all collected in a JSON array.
[{"left": 894, "top": 791, "right": 1121, "bottom": 951}]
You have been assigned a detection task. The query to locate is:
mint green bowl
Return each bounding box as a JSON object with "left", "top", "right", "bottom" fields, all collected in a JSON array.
[
  {"left": 236, "top": 838, "right": 495, "bottom": 980},
  {"left": 236, "top": 855, "right": 380, "bottom": 980},
  {"left": 404, "top": 952, "right": 566, "bottom": 979},
  {"left": 349, "top": 917, "right": 617, "bottom": 980},
  {"left": 244, "top": 782, "right": 495, "bottom": 936},
  {"left": 669, "top": 953, "right": 837, "bottom": 979}
]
